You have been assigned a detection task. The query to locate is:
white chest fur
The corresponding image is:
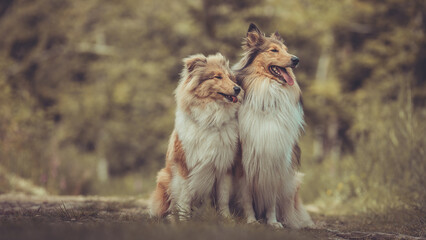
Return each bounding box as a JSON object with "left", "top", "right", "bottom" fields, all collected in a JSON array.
[
  {"left": 239, "top": 80, "right": 304, "bottom": 190},
  {"left": 175, "top": 103, "right": 239, "bottom": 176}
]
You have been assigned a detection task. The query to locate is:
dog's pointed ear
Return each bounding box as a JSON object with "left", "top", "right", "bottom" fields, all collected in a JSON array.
[
  {"left": 248, "top": 23, "right": 261, "bottom": 34},
  {"left": 246, "top": 23, "right": 264, "bottom": 47},
  {"left": 271, "top": 31, "right": 283, "bottom": 42},
  {"left": 184, "top": 54, "right": 207, "bottom": 72}
]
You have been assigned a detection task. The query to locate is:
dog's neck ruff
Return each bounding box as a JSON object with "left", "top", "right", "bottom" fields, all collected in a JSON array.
[
  {"left": 174, "top": 102, "right": 239, "bottom": 177},
  {"left": 180, "top": 101, "right": 239, "bottom": 129},
  {"left": 238, "top": 75, "right": 304, "bottom": 174},
  {"left": 242, "top": 75, "right": 302, "bottom": 113},
  {"left": 239, "top": 76, "right": 304, "bottom": 150}
]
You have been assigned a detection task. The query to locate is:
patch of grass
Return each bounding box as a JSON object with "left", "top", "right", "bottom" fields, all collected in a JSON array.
[{"left": 55, "top": 202, "right": 99, "bottom": 221}]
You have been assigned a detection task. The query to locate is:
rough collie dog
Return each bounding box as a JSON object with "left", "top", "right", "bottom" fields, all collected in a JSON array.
[
  {"left": 233, "top": 23, "right": 313, "bottom": 229},
  {"left": 149, "top": 53, "right": 243, "bottom": 220}
]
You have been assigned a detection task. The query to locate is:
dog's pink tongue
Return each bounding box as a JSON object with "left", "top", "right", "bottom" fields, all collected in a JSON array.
[
  {"left": 231, "top": 96, "right": 238, "bottom": 103},
  {"left": 278, "top": 67, "right": 294, "bottom": 86}
]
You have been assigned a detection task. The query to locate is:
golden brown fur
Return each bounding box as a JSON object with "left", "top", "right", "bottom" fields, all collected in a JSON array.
[
  {"left": 177, "top": 54, "right": 239, "bottom": 114},
  {"left": 238, "top": 26, "right": 302, "bottom": 104}
]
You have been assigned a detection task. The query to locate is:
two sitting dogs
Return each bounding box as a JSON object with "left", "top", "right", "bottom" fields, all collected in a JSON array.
[{"left": 149, "top": 23, "right": 313, "bottom": 229}]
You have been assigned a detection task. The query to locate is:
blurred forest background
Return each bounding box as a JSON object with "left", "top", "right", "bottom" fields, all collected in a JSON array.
[{"left": 0, "top": 0, "right": 425, "bottom": 214}]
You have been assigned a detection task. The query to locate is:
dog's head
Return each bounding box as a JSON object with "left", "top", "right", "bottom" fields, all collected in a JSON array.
[
  {"left": 177, "top": 53, "right": 243, "bottom": 108},
  {"left": 238, "top": 23, "right": 299, "bottom": 86}
]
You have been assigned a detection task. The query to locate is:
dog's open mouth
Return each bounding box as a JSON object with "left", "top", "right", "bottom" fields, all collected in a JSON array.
[
  {"left": 218, "top": 92, "right": 238, "bottom": 103},
  {"left": 269, "top": 65, "right": 294, "bottom": 86}
]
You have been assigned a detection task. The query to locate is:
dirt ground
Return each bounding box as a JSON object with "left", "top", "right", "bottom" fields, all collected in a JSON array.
[{"left": 0, "top": 194, "right": 424, "bottom": 240}]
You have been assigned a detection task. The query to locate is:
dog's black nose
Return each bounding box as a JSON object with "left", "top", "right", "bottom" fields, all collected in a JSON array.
[
  {"left": 291, "top": 56, "right": 299, "bottom": 67},
  {"left": 233, "top": 86, "right": 241, "bottom": 95}
]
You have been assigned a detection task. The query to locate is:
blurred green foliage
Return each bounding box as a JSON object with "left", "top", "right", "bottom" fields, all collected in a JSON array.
[{"left": 0, "top": 0, "right": 424, "bottom": 211}]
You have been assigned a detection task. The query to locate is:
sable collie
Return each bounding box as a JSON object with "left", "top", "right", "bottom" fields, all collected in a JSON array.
[
  {"left": 233, "top": 23, "right": 313, "bottom": 229},
  {"left": 149, "top": 53, "right": 243, "bottom": 220}
]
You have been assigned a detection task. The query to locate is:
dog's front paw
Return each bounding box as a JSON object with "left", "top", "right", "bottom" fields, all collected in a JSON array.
[
  {"left": 268, "top": 221, "right": 284, "bottom": 229},
  {"left": 178, "top": 213, "right": 190, "bottom": 222},
  {"left": 247, "top": 216, "right": 258, "bottom": 224},
  {"left": 219, "top": 208, "right": 232, "bottom": 219}
]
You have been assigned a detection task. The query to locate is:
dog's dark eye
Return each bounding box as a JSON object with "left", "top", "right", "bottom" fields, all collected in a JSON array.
[
  {"left": 215, "top": 76, "right": 222, "bottom": 79},
  {"left": 271, "top": 49, "right": 279, "bottom": 52}
]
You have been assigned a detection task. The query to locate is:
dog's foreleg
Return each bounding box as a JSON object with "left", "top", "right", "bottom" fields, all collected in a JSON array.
[
  {"left": 176, "top": 182, "right": 192, "bottom": 221},
  {"left": 240, "top": 178, "right": 257, "bottom": 224},
  {"left": 217, "top": 172, "right": 232, "bottom": 218},
  {"left": 266, "top": 197, "right": 283, "bottom": 228}
]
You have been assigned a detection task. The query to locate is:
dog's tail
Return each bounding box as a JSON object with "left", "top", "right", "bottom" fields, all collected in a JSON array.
[{"left": 149, "top": 168, "right": 171, "bottom": 217}]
